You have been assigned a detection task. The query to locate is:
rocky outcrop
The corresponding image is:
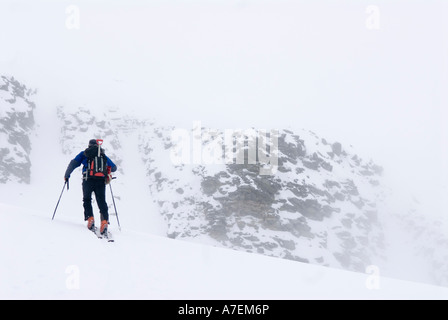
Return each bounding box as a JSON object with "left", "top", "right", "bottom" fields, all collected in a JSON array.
[
  {"left": 0, "top": 76, "right": 36, "bottom": 183},
  {"left": 138, "top": 125, "right": 385, "bottom": 272}
]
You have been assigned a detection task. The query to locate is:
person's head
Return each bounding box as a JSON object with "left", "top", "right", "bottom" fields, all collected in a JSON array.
[{"left": 88, "top": 139, "right": 98, "bottom": 147}]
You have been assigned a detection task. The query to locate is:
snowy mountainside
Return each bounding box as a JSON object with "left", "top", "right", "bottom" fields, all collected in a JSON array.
[
  {"left": 54, "top": 105, "right": 166, "bottom": 235},
  {"left": 0, "top": 76, "right": 36, "bottom": 183},
  {"left": 2, "top": 202, "right": 448, "bottom": 299},
  {"left": 144, "top": 125, "right": 386, "bottom": 272},
  {"left": 55, "top": 105, "right": 385, "bottom": 274},
  {"left": 1, "top": 76, "right": 447, "bottom": 288},
  {"left": 57, "top": 106, "right": 125, "bottom": 172}
]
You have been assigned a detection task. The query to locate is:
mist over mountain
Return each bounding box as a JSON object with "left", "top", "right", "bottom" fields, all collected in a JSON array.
[{"left": 1, "top": 75, "right": 446, "bottom": 288}]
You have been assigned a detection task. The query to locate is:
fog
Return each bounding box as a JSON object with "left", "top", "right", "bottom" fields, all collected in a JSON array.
[{"left": 1, "top": 0, "right": 447, "bottom": 218}]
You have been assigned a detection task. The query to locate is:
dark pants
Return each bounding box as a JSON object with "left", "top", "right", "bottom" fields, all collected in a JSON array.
[{"left": 82, "top": 179, "right": 109, "bottom": 222}]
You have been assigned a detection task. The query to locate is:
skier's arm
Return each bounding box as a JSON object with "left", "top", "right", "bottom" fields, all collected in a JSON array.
[
  {"left": 106, "top": 157, "right": 117, "bottom": 173},
  {"left": 64, "top": 152, "right": 84, "bottom": 179}
]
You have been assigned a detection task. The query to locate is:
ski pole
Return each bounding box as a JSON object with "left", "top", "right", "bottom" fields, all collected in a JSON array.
[
  {"left": 52, "top": 180, "right": 68, "bottom": 220},
  {"left": 109, "top": 178, "right": 121, "bottom": 231}
]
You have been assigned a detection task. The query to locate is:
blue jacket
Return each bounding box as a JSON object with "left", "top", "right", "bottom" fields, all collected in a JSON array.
[{"left": 65, "top": 150, "right": 117, "bottom": 179}]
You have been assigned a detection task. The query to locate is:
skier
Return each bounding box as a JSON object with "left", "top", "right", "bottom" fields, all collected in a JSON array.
[{"left": 64, "top": 139, "right": 117, "bottom": 235}]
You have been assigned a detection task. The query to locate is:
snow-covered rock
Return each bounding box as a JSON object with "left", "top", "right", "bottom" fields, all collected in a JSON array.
[
  {"left": 1, "top": 76, "right": 446, "bottom": 288},
  {"left": 0, "top": 76, "right": 36, "bottom": 183},
  {"left": 55, "top": 105, "right": 385, "bottom": 274}
]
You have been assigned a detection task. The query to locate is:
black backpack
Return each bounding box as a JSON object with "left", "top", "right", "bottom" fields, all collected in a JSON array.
[{"left": 84, "top": 146, "right": 108, "bottom": 180}]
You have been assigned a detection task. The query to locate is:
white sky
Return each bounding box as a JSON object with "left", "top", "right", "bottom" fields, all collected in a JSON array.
[{"left": 1, "top": 0, "right": 447, "bottom": 213}]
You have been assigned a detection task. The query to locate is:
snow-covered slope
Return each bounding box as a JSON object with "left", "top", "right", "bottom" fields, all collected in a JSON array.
[
  {"left": 1, "top": 75, "right": 447, "bottom": 296},
  {"left": 51, "top": 104, "right": 448, "bottom": 287},
  {"left": 1, "top": 202, "right": 447, "bottom": 300},
  {"left": 54, "top": 105, "right": 386, "bottom": 269}
]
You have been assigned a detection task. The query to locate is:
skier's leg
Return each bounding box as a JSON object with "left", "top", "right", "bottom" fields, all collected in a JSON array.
[
  {"left": 94, "top": 180, "right": 109, "bottom": 222},
  {"left": 82, "top": 179, "right": 94, "bottom": 221}
]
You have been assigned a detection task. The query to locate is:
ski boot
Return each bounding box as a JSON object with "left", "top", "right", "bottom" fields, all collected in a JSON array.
[
  {"left": 87, "top": 216, "right": 95, "bottom": 231},
  {"left": 100, "top": 220, "right": 108, "bottom": 235}
]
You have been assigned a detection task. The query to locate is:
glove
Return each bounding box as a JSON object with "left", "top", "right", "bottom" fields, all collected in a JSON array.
[
  {"left": 105, "top": 166, "right": 112, "bottom": 185},
  {"left": 63, "top": 176, "right": 70, "bottom": 190}
]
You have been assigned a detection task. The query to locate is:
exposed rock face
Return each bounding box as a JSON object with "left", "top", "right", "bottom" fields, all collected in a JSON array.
[
  {"left": 0, "top": 76, "right": 36, "bottom": 183},
  {"left": 56, "top": 106, "right": 124, "bottom": 173},
  {"left": 142, "top": 126, "right": 385, "bottom": 272}
]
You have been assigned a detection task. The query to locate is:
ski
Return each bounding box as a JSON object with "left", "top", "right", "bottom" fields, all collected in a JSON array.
[
  {"left": 90, "top": 226, "right": 114, "bottom": 242},
  {"left": 102, "top": 230, "right": 114, "bottom": 242},
  {"left": 90, "top": 226, "right": 101, "bottom": 239}
]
